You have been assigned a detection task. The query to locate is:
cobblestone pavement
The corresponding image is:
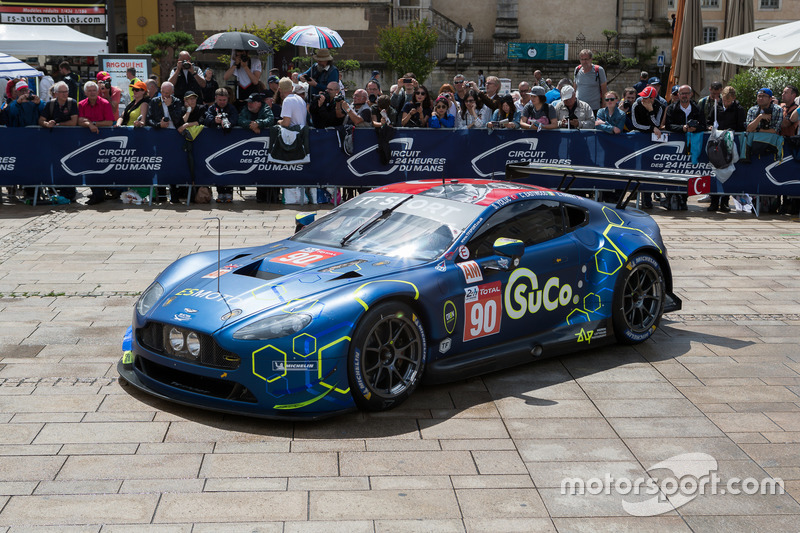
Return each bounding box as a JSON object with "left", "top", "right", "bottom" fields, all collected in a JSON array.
[{"left": 1, "top": 194, "right": 799, "bottom": 531}]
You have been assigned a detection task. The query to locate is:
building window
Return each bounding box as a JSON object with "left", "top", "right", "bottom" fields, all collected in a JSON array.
[
  {"left": 703, "top": 26, "right": 718, "bottom": 43},
  {"left": 701, "top": 0, "right": 719, "bottom": 7},
  {"left": 667, "top": 0, "right": 675, "bottom": 7},
  {"left": 760, "top": 0, "right": 779, "bottom": 9}
]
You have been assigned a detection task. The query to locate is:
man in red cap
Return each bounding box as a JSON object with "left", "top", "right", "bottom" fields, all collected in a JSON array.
[{"left": 96, "top": 71, "right": 122, "bottom": 121}]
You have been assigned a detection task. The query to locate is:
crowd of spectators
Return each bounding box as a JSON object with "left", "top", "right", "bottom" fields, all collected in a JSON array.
[{"left": 2, "top": 48, "right": 799, "bottom": 209}]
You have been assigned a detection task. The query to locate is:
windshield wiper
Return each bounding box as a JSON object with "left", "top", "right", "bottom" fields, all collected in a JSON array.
[{"left": 340, "top": 196, "right": 412, "bottom": 247}]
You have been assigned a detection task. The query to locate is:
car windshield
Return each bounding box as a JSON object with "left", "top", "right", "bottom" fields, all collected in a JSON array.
[{"left": 292, "top": 193, "right": 484, "bottom": 260}]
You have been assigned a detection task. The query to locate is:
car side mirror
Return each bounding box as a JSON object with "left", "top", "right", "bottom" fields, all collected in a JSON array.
[
  {"left": 492, "top": 238, "right": 523, "bottom": 270},
  {"left": 295, "top": 212, "right": 316, "bottom": 233}
]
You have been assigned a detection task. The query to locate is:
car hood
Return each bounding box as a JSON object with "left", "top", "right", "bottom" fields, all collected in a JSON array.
[{"left": 148, "top": 241, "right": 425, "bottom": 329}]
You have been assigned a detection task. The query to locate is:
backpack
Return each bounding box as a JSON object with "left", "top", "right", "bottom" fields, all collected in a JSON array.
[{"left": 706, "top": 130, "right": 733, "bottom": 169}]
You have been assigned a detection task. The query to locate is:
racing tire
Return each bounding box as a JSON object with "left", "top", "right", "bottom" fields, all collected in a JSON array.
[
  {"left": 348, "top": 301, "right": 427, "bottom": 411},
  {"left": 612, "top": 253, "right": 666, "bottom": 345}
]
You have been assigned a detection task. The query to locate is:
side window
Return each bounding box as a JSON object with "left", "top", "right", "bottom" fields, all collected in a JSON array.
[
  {"left": 563, "top": 204, "right": 588, "bottom": 232},
  {"left": 467, "top": 200, "right": 565, "bottom": 259}
]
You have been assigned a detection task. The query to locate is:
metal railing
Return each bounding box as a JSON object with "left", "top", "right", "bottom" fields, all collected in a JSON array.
[{"left": 432, "top": 38, "right": 638, "bottom": 63}]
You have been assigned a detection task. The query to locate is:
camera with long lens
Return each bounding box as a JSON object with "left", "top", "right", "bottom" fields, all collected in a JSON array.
[
  {"left": 217, "top": 111, "right": 231, "bottom": 129},
  {"left": 182, "top": 61, "right": 192, "bottom": 70},
  {"left": 334, "top": 94, "right": 344, "bottom": 103}
]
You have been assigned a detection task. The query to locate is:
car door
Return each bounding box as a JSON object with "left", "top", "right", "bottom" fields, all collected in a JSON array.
[{"left": 449, "top": 198, "right": 586, "bottom": 352}]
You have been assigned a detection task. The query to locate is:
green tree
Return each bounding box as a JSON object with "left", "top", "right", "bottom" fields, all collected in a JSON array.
[
  {"left": 729, "top": 67, "right": 800, "bottom": 109},
  {"left": 135, "top": 31, "right": 197, "bottom": 74},
  {"left": 377, "top": 19, "right": 438, "bottom": 83}
]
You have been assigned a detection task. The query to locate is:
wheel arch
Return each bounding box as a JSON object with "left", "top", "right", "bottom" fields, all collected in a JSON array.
[{"left": 628, "top": 245, "right": 674, "bottom": 293}]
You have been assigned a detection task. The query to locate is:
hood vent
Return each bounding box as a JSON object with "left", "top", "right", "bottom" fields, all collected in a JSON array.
[{"left": 330, "top": 270, "right": 363, "bottom": 281}]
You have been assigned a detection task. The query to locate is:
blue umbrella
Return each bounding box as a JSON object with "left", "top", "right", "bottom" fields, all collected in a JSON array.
[{"left": 0, "top": 52, "right": 43, "bottom": 79}]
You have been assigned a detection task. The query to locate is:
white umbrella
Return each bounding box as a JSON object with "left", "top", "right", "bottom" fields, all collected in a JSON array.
[
  {"left": 281, "top": 25, "right": 344, "bottom": 49},
  {"left": 0, "top": 52, "right": 43, "bottom": 79},
  {"left": 694, "top": 20, "right": 800, "bottom": 67}
]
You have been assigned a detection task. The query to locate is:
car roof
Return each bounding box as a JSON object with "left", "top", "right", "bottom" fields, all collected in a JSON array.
[{"left": 370, "top": 179, "right": 552, "bottom": 207}]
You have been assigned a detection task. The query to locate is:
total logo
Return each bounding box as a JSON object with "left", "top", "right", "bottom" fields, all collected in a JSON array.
[{"left": 504, "top": 268, "right": 577, "bottom": 319}]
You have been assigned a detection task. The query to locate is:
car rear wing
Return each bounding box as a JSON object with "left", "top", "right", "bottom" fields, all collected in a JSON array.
[{"left": 505, "top": 162, "right": 710, "bottom": 210}]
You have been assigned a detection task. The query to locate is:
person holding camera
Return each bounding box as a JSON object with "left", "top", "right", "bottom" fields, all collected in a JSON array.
[
  {"left": 391, "top": 73, "right": 418, "bottom": 120},
  {"left": 746, "top": 88, "right": 782, "bottom": 134},
  {"left": 4, "top": 80, "right": 44, "bottom": 127},
  {"left": 300, "top": 49, "right": 339, "bottom": 98},
  {"left": 310, "top": 81, "right": 345, "bottom": 128},
  {"left": 400, "top": 85, "right": 431, "bottom": 128},
  {"left": 202, "top": 88, "right": 239, "bottom": 202},
  {"left": 224, "top": 49, "right": 262, "bottom": 104},
  {"left": 96, "top": 71, "right": 121, "bottom": 121},
  {"left": 146, "top": 81, "right": 182, "bottom": 130},
  {"left": 169, "top": 51, "right": 207, "bottom": 100},
  {"left": 341, "top": 89, "right": 372, "bottom": 128}
]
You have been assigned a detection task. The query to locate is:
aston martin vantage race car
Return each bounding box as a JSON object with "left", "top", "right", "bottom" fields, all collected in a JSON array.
[{"left": 118, "top": 178, "right": 681, "bottom": 419}]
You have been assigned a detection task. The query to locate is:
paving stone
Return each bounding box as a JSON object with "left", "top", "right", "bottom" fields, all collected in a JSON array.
[
  {"left": 418, "top": 418, "right": 509, "bottom": 440},
  {"left": 525, "top": 461, "right": 649, "bottom": 489},
  {"left": 35, "top": 480, "right": 122, "bottom": 495},
  {"left": 0, "top": 395, "right": 103, "bottom": 414},
  {"left": 607, "top": 417, "right": 725, "bottom": 438},
  {"left": 119, "top": 479, "right": 205, "bottom": 494},
  {"left": 154, "top": 491, "right": 307, "bottom": 522},
  {"left": 0, "top": 455, "right": 66, "bottom": 481},
  {"left": 57, "top": 454, "right": 203, "bottom": 480},
  {"left": 0, "top": 494, "right": 159, "bottom": 525},
  {"left": 286, "top": 521, "right": 374, "bottom": 533},
  {"left": 33, "top": 422, "right": 169, "bottom": 444},
  {"left": 551, "top": 516, "right": 691, "bottom": 532},
  {"left": 340, "top": 451, "right": 476, "bottom": 477},
  {"left": 456, "top": 488, "right": 548, "bottom": 518},
  {"left": 368, "top": 476, "right": 452, "bottom": 490},
  {"left": 200, "top": 452, "right": 338, "bottom": 478},
  {"left": 309, "top": 489, "right": 460, "bottom": 520},
  {"left": 517, "top": 439, "right": 637, "bottom": 463},
  {"left": 472, "top": 450, "right": 528, "bottom": 475},
  {"left": 376, "top": 519, "right": 466, "bottom": 533}
]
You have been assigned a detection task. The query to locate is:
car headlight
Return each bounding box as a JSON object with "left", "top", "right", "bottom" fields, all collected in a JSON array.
[
  {"left": 137, "top": 282, "right": 164, "bottom": 316},
  {"left": 232, "top": 313, "right": 312, "bottom": 340},
  {"left": 186, "top": 332, "right": 201, "bottom": 357},
  {"left": 169, "top": 327, "right": 184, "bottom": 351}
]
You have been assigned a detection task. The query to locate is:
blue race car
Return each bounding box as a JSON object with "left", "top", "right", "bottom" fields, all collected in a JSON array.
[{"left": 118, "top": 178, "right": 681, "bottom": 419}]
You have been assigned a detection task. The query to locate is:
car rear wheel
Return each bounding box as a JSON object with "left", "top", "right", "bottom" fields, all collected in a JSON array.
[
  {"left": 348, "top": 301, "right": 426, "bottom": 411},
  {"left": 612, "top": 253, "right": 665, "bottom": 344}
]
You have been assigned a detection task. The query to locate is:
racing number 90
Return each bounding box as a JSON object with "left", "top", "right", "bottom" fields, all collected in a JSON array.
[
  {"left": 464, "top": 281, "right": 502, "bottom": 341},
  {"left": 470, "top": 299, "right": 497, "bottom": 338},
  {"left": 276, "top": 251, "right": 324, "bottom": 265}
]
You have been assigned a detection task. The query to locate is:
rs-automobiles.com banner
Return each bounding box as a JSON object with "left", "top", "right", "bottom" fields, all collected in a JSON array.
[
  {"left": 0, "top": 0, "right": 105, "bottom": 24},
  {"left": 0, "top": 126, "right": 797, "bottom": 196}
]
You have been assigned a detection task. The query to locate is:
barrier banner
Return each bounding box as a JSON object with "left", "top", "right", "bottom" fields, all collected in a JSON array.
[{"left": 1, "top": 126, "right": 798, "bottom": 195}]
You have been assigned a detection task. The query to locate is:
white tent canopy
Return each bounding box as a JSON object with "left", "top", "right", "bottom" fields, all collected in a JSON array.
[
  {"left": 0, "top": 24, "right": 107, "bottom": 56},
  {"left": 693, "top": 20, "right": 800, "bottom": 67}
]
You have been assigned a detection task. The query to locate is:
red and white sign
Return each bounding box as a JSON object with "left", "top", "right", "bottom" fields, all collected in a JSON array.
[
  {"left": 270, "top": 247, "right": 342, "bottom": 267},
  {"left": 688, "top": 175, "right": 711, "bottom": 196},
  {"left": 457, "top": 260, "right": 483, "bottom": 284},
  {"left": 463, "top": 281, "right": 502, "bottom": 341}
]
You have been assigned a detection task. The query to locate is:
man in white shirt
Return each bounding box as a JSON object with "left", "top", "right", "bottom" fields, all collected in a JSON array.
[{"left": 278, "top": 77, "right": 307, "bottom": 128}]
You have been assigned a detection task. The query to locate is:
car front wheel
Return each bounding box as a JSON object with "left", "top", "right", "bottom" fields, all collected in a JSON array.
[
  {"left": 348, "top": 301, "right": 426, "bottom": 411},
  {"left": 612, "top": 253, "right": 666, "bottom": 344}
]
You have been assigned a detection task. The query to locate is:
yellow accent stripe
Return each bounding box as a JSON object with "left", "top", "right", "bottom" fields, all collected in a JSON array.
[
  {"left": 353, "top": 280, "right": 419, "bottom": 311},
  {"left": 316, "top": 336, "right": 351, "bottom": 379},
  {"left": 274, "top": 385, "right": 336, "bottom": 410}
]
